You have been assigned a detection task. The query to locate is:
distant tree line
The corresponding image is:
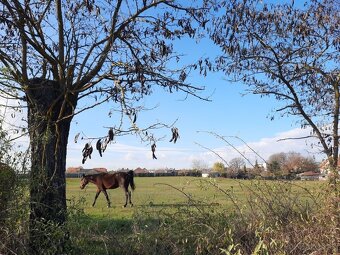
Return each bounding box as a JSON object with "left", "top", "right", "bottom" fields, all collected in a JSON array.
[
  {"left": 65, "top": 169, "right": 203, "bottom": 178},
  {"left": 134, "top": 170, "right": 202, "bottom": 177},
  {"left": 213, "top": 152, "right": 319, "bottom": 180},
  {"left": 66, "top": 151, "right": 319, "bottom": 179},
  {"left": 65, "top": 151, "right": 319, "bottom": 179}
]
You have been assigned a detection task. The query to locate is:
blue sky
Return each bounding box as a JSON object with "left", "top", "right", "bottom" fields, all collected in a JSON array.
[
  {"left": 0, "top": 0, "right": 323, "bottom": 170},
  {"left": 0, "top": 34, "right": 322, "bottom": 171},
  {"left": 66, "top": 36, "right": 324, "bottom": 170}
]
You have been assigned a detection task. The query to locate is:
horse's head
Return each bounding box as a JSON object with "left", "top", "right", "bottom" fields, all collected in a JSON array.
[{"left": 80, "top": 174, "right": 89, "bottom": 189}]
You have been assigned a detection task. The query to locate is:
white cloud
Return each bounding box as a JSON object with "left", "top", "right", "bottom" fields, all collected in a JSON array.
[
  {"left": 191, "top": 128, "right": 324, "bottom": 167},
  {"left": 66, "top": 127, "right": 326, "bottom": 170}
]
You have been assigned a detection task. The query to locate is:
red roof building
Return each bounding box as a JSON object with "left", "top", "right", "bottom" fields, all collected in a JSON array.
[
  {"left": 134, "top": 167, "right": 149, "bottom": 174},
  {"left": 297, "top": 171, "right": 321, "bottom": 181}
]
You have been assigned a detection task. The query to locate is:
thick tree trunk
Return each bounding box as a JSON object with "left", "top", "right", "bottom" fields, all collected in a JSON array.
[{"left": 26, "top": 78, "right": 76, "bottom": 254}]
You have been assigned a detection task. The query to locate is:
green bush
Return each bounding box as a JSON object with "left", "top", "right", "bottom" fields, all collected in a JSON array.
[
  {"left": 0, "top": 163, "right": 16, "bottom": 220},
  {"left": 0, "top": 166, "right": 30, "bottom": 255}
]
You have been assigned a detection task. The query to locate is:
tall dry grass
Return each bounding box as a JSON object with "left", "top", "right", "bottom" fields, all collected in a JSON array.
[{"left": 1, "top": 178, "right": 338, "bottom": 254}]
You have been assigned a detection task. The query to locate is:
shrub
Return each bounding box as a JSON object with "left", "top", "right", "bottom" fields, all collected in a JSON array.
[
  {"left": 0, "top": 163, "right": 16, "bottom": 220},
  {"left": 0, "top": 167, "right": 30, "bottom": 255}
]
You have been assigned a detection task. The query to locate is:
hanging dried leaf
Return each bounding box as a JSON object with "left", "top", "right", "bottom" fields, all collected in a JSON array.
[
  {"left": 169, "top": 127, "right": 180, "bottom": 143},
  {"left": 96, "top": 139, "right": 102, "bottom": 157},
  {"left": 74, "top": 133, "right": 80, "bottom": 143},
  {"left": 108, "top": 128, "right": 114, "bottom": 142},
  {"left": 82, "top": 143, "right": 93, "bottom": 164},
  {"left": 101, "top": 137, "right": 109, "bottom": 152},
  {"left": 151, "top": 143, "right": 157, "bottom": 159},
  {"left": 133, "top": 112, "right": 137, "bottom": 123}
]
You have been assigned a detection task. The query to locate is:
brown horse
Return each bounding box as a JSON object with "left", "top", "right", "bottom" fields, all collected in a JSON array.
[{"left": 80, "top": 170, "right": 135, "bottom": 208}]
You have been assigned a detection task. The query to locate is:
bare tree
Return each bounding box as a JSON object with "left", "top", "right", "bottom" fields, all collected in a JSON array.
[
  {"left": 227, "top": 157, "right": 246, "bottom": 178},
  {"left": 207, "top": 0, "right": 340, "bottom": 181},
  {"left": 192, "top": 158, "right": 209, "bottom": 171},
  {"left": 0, "top": 0, "right": 210, "bottom": 252}
]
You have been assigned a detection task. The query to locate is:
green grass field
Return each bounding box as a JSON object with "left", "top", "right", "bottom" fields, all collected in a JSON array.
[
  {"left": 66, "top": 176, "right": 325, "bottom": 220},
  {"left": 65, "top": 177, "right": 331, "bottom": 254}
]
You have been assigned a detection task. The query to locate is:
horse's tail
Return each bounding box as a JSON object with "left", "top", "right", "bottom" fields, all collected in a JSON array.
[{"left": 127, "top": 170, "right": 135, "bottom": 191}]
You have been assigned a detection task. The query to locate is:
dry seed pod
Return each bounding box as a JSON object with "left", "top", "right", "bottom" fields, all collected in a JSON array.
[
  {"left": 96, "top": 139, "right": 102, "bottom": 157},
  {"left": 151, "top": 143, "right": 157, "bottom": 160}
]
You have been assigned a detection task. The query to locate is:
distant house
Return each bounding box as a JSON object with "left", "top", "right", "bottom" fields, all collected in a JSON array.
[
  {"left": 201, "top": 171, "right": 219, "bottom": 178},
  {"left": 210, "top": 172, "right": 220, "bottom": 178},
  {"left": 92, "top": 168, "right": 108, "bottom": 173},
  {"left": 134, "top": 167, "right": 149, "bottom": 174},
  {"left": 115, "top": 168, "right": 130, "bottom": 172},
  {"left": 319, "top": 160, "right": 340, "bottom": 177},
  {"left": 297, "top": 171, "right": 322, "bottom": 181},
  {"left": 258, "top": 163, "right": 267, "bottom": 171},
  {"left": 66, "top": 166, "right": 83, "bottom": 173},
  {"left": 79, "top": 168, "right": 107, "bottom": 176},
  {"left": 177, "top": 169, "right": 188, "bottom": 176},
  {"left": 154, "top": 169, "right": 167, "bottom": 174},
  {"left": 66, "top": 166, "right": 107, "bottom": 177}
]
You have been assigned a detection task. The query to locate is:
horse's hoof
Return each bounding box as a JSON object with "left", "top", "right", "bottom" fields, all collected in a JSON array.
[
  {"left": 130, "top": 204, "right": 134, "bottom": 207},
  {"left": 122, "top": 205, "right": 127, "bottom": 208}
]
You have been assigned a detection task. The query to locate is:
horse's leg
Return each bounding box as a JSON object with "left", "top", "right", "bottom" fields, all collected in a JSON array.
[
  {"left": 103, "top": 190, "right": 111, "bottom": 208},
  {"left": 123, "top": 188, "right": 129, "bottom": 208},
  {"left": 128, "top": 190, "right": 133, "bottom": 207},
  {"left": 92, "top": 190, "right": 101, "bottom": 207}
]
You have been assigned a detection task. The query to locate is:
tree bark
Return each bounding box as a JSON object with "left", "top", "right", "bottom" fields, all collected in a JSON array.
[{"left": 26, "top": 78, "right": 76, "bottom": 253}]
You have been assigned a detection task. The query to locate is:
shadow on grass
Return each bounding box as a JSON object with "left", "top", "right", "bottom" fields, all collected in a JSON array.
[
  {"left": 142, "top": 201, "right": 221, "bottom": 208},
  {"left": 68, "top": 199, "right": 224, "bottom": 254},
  {"left": 68, "top": 213, "right": 135, "bottom": 255},
  {"left": 72, "top": 213, "right": 133, "bottom": 232}
]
